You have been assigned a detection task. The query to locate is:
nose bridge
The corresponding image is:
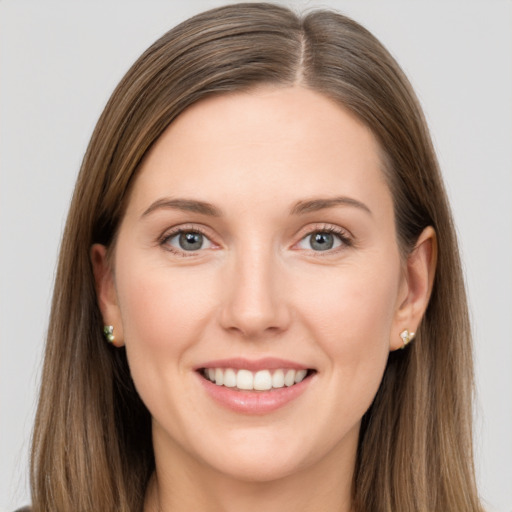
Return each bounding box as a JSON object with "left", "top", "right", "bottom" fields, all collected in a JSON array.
[{"left": 219, "top": 238, "right": 289, "bottom": 337}]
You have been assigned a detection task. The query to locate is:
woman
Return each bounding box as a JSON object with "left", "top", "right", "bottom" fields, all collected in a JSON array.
[{"left": 26, "top": 3, "right": 484, "bottom": 511}]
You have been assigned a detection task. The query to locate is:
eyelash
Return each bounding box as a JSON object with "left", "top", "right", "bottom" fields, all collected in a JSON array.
[
  {"left": 158, "top": 223, "right": 353, "bottom": 257},
  {"left": 298, "top": 225, "right": 353, "bottom": 252},
  {"left": 159, "top": 225, "right": 214, "bottom": 257}
]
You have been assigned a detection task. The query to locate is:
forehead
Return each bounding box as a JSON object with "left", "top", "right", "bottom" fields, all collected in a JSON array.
[{"left": 128, "top": 86, "right": 391, "bottom": 217}]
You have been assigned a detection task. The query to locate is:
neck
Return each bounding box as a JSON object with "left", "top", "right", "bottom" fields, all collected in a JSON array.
[{"left": 146, "top": 470, "right": 354, "bottom": 512}]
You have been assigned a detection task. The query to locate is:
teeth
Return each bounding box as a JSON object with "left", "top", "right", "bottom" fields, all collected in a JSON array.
[
  {"left": 203, "top": 367, "right": 309, "bottom": 391},
  {"left": 223, "top": 368, "right": 237, "bottom": 388},
  {"left": 295, "top": 369, "right": 307, "bottom": 383},
  {"left": 237, "top": 369, "right": 253, "bottom": 390},
  {"left": 253, "top": 370, "right": 272, "bottom": 391},
  {"left": 284, "top": 369, "right": 295, "bottom": 387},
  {"left": 272, "top": 369, "right": 285, "bottom": 388}
]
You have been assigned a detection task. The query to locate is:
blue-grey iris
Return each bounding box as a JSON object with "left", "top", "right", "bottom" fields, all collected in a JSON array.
[
  {"left": 179, "top": 232, "right": 204, "bottom": 250},
  {"left": 310, "top": 232, "right": 334, "bottom": 251}
]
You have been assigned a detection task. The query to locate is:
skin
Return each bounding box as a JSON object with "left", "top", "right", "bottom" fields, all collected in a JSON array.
[{"left": 92, "top": 86, "right": 436, "bottom": 512}]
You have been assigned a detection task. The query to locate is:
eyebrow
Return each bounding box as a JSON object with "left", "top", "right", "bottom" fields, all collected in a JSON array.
[
  {"left": 141, "top": 195, "right": 372, "bottom": 219},
  {"left": 141, "top": 198, "right": 222, "bottom": 218},
  {"left": 290, "top": 196, "right": 372, "bottom": 216}
]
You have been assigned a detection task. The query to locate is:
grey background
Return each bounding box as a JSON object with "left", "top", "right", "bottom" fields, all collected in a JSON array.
[{"left": 1, "top": 1, "right": 511, "bottom": 510}]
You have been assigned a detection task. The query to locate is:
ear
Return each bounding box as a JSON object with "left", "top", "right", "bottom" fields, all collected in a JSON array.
[
  {"left": 390, "top": 226, "right": 437, "bottom": 351},
  {"left": 90, "top": 243, "right": 124, "bottom": 347}
]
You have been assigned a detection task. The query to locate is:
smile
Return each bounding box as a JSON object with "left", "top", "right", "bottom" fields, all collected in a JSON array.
[
  {"left": 196, "top": 359, "right": 316, "bottom": 415},
  {"left": 201, "top": 367, "right": 310, "bottom": 391}
]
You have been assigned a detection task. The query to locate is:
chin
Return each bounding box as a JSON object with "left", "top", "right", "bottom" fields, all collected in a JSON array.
[
  {"left": 185, "top": 422, "right": 356, "bottom": 485},
  {"left": 206, "top": 449, "right": 311, "bottom": 484}
]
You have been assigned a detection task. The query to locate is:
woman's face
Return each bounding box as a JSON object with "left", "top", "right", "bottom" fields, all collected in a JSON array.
[{"left": 95, "top": 86, "right": 416, "bottom": 483}]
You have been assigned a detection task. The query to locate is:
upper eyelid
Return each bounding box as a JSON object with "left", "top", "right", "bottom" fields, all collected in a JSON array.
[
  {"left": 292, "top": 224, "right": 354, "bottom": 253},
  {"left": 158, "top": 224, "right": 217, "bottom": 249},
  {"left": 160, "top": 223, "right": 214, "bottom": 239},
  {"left": 294, "top": 222, "right": 353, "bottom": 240},
  {"left": 158, "top": 226, "right": 217, "bottom": 257}
]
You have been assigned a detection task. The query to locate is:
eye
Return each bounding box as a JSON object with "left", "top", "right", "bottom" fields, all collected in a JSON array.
[
  {"left": 164, "top": 230, "right": 213, "bottom": 252},
  {"left": 297, "top": 230, "right": 347, "bottom": 252}
]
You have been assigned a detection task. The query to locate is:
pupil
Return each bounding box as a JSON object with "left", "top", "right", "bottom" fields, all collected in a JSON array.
[
  {"left": 311, "top": 232, "right": 333, "bottom": 251},
  {"left": 179, "top": 232, "right": 203, "bottom": 250}
]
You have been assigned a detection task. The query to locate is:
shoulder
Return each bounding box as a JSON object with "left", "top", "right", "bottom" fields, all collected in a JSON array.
[{"left": 14, "top": 508, "right": 31, "bottom": 512}]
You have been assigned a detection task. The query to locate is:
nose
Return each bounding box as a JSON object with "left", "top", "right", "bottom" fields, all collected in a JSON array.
[{"left": 218, "top": 245, "right": 291, "bottom": 339}]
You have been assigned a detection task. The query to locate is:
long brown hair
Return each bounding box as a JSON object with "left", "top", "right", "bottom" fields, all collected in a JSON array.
[{"left": 30, "top": 3, "right": 483, "bottom": 511}]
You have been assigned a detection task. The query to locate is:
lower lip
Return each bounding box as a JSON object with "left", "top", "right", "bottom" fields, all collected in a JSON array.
[{"left": 197, "top": 372, "right": 313, "bottom": 415}]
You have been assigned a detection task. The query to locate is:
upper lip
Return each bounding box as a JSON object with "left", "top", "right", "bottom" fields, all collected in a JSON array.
[{"left": 195, "top": 357, "right": 312, "bottom": 372}]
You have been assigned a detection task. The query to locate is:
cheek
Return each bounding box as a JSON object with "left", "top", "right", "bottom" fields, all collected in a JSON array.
[
  {"left": 113, "top": 257, "right": 220, "bottom": 414},
  {"left": 294, "top": 256, "right": 400, "bottom": 389},
  {"left": 117, "top": 263, "right": 213, "bottom": 350},
  {"left": 114, "top": 260, "right": 220, "bottom": 429},
  {"left": 300, "top": 257, "right": 399, "bottom": 336}
]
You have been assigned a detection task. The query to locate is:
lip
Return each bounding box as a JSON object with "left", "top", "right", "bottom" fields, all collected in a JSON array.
[
  {"left": 195, "top": 358, "right": 315, "bottom": 415},
  {"left": 195, "top": 357, "right": 310, "bottom": 372}
]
